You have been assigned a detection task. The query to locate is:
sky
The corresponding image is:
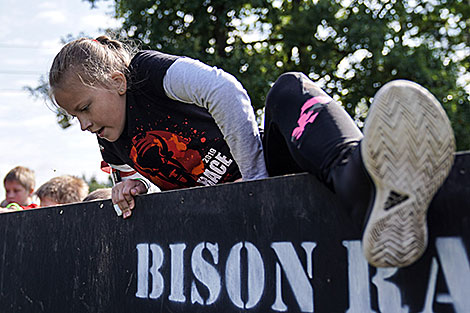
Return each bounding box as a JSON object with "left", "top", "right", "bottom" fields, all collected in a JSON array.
[{"left": 0, "top": 0, "right": 123, "bottom": 198}]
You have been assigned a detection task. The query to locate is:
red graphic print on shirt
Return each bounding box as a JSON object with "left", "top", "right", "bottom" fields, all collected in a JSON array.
[{"left": 129, "top": 130, "right": 204, "bottom": 190}]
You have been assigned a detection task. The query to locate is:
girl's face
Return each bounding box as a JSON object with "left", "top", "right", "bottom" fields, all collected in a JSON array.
[{"left": 53, "top": 72, "right": 127, "bottom": 142}]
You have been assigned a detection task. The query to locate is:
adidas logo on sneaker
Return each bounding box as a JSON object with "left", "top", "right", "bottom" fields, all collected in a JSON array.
[{"left": 384, "top": 191, "right": 409, "bottom": 211}]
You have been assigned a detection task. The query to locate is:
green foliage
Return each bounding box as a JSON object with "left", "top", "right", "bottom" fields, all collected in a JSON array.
[
  {"left": 84, "top": 0, "right": 470, "bottom": 150},
  {"left": 80, "top": 0, "right": 470, "bottom": 150},
  {"left": 82, "top": 174, "right": 112, "bottom": 192}
]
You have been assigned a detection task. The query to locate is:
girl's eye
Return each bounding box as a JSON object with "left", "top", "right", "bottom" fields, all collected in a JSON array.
[{"left": 80, "top": 104, "right": 90, "bottom": 112}]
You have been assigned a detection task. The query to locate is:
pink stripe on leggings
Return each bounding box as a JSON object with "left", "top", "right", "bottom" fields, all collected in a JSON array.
[{"left": 292, "top": 96, "right": 331, "bottom": 140}]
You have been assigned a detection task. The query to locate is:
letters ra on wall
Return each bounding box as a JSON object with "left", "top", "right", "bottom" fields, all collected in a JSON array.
[{"left": 134, "top": 237, "right": 470, "bottom": 313}]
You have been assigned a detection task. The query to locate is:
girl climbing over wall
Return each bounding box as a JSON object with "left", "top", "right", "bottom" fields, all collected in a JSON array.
[{"left": 49, "top": 36, "right": 455, "bottom": 268}]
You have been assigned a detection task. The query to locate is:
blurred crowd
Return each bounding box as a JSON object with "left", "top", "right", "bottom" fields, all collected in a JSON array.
[{"left": 0, "top": 165, "right": 112, "bottom": 213}]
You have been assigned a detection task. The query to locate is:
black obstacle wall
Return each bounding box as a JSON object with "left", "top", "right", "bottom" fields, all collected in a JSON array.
[{"left": 0, "top": 153, "right": 469, "bottom": 313}]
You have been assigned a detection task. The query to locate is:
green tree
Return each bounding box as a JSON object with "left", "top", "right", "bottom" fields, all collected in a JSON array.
[
  {"left": 85, "top": 0, "right": 470, "bottom": 149},
  {"left": 82, "top": 174, "right": 112, "bottom": 192},
  {"left": 42, "top": 0, "right": 470, "bottom": 149}
]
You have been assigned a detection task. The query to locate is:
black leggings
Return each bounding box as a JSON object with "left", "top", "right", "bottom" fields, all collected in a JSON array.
[{"left": 263, "top": 72, "right": 363, "bottom": 186}]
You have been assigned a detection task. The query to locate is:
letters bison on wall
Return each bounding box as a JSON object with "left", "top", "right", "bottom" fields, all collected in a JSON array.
[{"left": 0, "top": 153, "right": 468, "bottom": 313}]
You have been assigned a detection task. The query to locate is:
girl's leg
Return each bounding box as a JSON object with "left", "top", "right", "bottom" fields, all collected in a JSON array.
[
  {"left": 264, "top": 73, "right": 456, "bottom": 268},
  {"left": 263, "top": 72, "right": 372, "bottom": 230},
  {"left": 263, "top": 72, "right": 363, "bottom": 184}
]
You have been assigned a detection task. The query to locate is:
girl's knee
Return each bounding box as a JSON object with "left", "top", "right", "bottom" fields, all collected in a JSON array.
[
  {"left": 272, "top": 72, "right": 305, "bottom": 90},
  {"left": 267, "top": 72, "right": 303, "bottom": 103},
  {"left": 266, "top": 72, "right": 321, "bottom": 109}
]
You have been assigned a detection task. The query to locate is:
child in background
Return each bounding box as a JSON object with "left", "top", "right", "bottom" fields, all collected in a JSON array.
[
  {"left": 35, "top": 175, "right": 89, "bottom": 207},
  {"left": 83, "top": 188, "right": 112, "bottom": 202},
  {"left": 48, "top": 36, "right": 455, "bottom": 268},
  {"left": 1, "top": 166, "right": 38, "bottom": 210}
]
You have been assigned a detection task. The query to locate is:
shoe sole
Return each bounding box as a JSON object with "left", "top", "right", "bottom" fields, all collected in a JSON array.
[{"left": 361, "top": 80, "right": 456, "bottom": 267}]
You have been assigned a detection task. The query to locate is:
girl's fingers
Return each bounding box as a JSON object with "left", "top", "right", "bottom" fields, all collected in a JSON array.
[
  {"left": 122, "top": 193, "right": 135, "bottom": 210},
  {"left": 112, "top": 180, "right": 142, "bottom": 218},
  {"left": 123, "top": 209, "right": 132, "bottom": 219}
]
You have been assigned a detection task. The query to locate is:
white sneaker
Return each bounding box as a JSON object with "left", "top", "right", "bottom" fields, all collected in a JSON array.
[{"left": 361, "top": 80, "right": 456, "bottom": 267}]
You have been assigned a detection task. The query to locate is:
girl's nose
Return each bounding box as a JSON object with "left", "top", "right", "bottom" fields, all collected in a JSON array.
[{"left": 79, "top": 118, "right": 92, "bottom": 131}]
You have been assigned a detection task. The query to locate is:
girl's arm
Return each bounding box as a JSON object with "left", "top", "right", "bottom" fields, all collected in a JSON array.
[{"left": 163, "top": 57, "right": 268, "bottom": 181}]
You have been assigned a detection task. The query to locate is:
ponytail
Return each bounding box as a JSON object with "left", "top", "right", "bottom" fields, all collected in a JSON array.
[
  {"left": 95, "top": 35, "right": 126, "bottom": 51},
  {"left": 49, "top": 35, "right": 136, "bottom": 98}
]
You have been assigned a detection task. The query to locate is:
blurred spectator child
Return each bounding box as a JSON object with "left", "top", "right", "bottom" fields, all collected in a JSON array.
[
  {"left": 1, "top": 166, "right": 38, "bottom": 210},
  {"left": 36, "top": 175, "right": 89, "bottom": 207},
  {"left": 83, "top": 188, "right": 112, "bottom": 202}
]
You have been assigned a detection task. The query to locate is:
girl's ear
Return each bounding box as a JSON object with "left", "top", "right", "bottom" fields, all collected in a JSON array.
[{"left": 111, "top": 72, "right": 127, "bottom": 95}]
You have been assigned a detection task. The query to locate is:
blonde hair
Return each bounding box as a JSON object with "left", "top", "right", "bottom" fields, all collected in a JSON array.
[
  {"left": 83, "top": 188, "right": 112, "bottom": 202},
  {"left": 35, "top": 175, "right": 89, "bottom": 205},
  {"left": 49, "top": 36, "right": 134, "bottom": 99},
  {"left": 4, "top": 166, "right": 36, "bottom": 191}
]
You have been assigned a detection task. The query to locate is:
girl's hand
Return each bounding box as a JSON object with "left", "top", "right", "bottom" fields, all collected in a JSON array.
[{"left": 112, "top": 179, "right": 148, "bottom": 219}]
